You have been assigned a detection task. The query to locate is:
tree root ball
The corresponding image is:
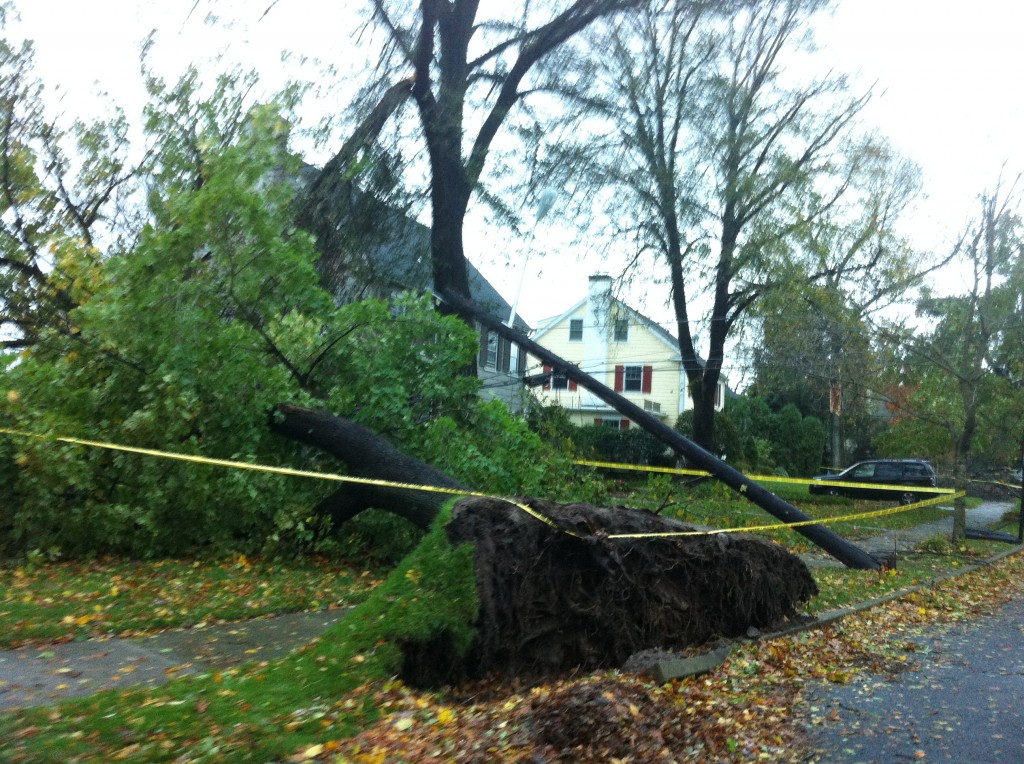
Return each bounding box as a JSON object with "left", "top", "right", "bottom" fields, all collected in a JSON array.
[{"left": 400, "top": 496, "right": 818, "bottom": 686}]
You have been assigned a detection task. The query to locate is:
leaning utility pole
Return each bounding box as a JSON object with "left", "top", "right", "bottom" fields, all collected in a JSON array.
[{"left": 439, "top": 290, "right": 880, "bottom": 570}]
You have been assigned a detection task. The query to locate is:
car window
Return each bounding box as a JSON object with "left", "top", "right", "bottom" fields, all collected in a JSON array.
[
  {"left": 904, "top": 464, "right": 929, "bottom": 478},
  {"left": 875, "top": 463, "right": 900, "bottom": 480},
  {"left": 851, "top": 464, "right": 875, "bottom": 478}
]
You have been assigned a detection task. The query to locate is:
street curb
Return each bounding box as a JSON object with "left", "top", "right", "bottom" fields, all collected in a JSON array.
[
  {"left": 774, "top": 541, "right": 1024, "bottom": 638},
  {"left": 647, "top": 540, "right": 1024, "bottom": 681}
]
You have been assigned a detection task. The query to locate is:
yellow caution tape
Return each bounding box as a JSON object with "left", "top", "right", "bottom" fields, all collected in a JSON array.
[
  {"left": 574, "top": 458, "right": 956, "bottom": 494},
  {"left": 973, "top": 479, "right": 1023, "bottom": 490},
  {"left": 605, "top": 492, "right": 965, "bottom": 539},
  {"left": 575, "top": 458, "right": 710, "bottom": 477},
  {"left": 0, "top": 428, "right": 963, "bottom": 543},
  {"left": 0, "top": 427, "right": 571, "bottom": 536}
]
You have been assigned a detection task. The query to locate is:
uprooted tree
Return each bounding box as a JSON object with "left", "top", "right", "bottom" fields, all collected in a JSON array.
[
  {"left": 268, "top": 283, "right": 880, "bottom": 679},
  {"left": 0, "top": 3, "right": 859, "bottom": 684},
  {"left": 271, "top": 402, "right": 819, "bottom": 684}
]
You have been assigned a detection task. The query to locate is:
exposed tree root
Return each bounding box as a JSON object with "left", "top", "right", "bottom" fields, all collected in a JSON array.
[{"left": 400, "top": 496, "right": 818, "bottom": 686}]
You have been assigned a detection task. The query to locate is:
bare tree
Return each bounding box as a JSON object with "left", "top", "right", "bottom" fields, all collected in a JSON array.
[
  {"left": 582, "top": 0, "right": 868, "bottom": 450},
  {"left": 299, "top": 1, "right": 644, "bottom": 323},
  {"left": 882, "top": 178, "right": 1023, "bottom": 540}
]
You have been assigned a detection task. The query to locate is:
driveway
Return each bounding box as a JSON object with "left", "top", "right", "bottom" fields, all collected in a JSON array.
[{"left": 801, "top": 500, "right": 1015, "bottom": 568}]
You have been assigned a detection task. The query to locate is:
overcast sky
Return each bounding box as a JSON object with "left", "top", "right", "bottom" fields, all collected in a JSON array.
[{"left": 10, "top": 0, "right": 1024, "bottom": 331}]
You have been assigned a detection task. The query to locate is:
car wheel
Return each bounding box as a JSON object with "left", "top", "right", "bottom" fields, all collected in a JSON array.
[{"left": 899, "top": 491, "right": 916, "bottom": 505}]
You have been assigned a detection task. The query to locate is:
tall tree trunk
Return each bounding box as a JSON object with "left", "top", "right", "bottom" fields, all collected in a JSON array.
[
  {"left": 952, "top": 456, "right": 967, "bottom": 542},
  {"left": 829, "top": 408, "right": 842, "bottom": 470},
  {"left": 951, "top": 395, "right": 979, "bottom": 542},
  {"left": 688, "top": 214, "right": 740, "bottom": 452},
  {"left": 828, "top": 324, "right": 845, "bottom": 468},
  {"left": 690, "top": 378, "right": 717, "bottom": 452},
  {"left": 427, "top": 168, "right": 473, "bottom": 305}
]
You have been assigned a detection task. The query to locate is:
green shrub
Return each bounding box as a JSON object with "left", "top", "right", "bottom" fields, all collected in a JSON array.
[
  {"left": 0, "top": 91, "right": 588, "bottom": 557},
  {"left": 571, "top": 423, "right": 672, "bottom": 467}
]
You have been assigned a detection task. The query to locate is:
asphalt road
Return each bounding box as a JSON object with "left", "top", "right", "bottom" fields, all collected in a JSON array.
[{"left": 800, "top": 592, "right": 1024, "bottom": 763}]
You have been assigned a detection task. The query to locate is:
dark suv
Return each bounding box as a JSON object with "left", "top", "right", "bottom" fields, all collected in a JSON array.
[{"left": 809, "top": 459, "right": 938, "bottom": 504}]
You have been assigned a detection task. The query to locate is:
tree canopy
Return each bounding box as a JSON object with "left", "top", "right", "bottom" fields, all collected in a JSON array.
[{"left": 1, "top": 1, "right": 1023, "bottom": 557}]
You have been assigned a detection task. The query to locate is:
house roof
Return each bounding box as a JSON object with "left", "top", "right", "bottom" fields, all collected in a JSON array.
[
  {"left": 532, "top": 290, "right": 684, "bottom": 362},
  {"left": 364, "top": 212, "right": 530, "bottom": 331},
  {"left": 530, "top": 285, "right": 741, "bottom": 386},
  {"left": 298, "top": 162, "right": 530, "bottom": 331}
]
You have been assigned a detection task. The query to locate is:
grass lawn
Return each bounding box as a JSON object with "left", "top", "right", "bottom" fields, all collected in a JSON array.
[
  {"left": 0, "top": 510, "right": 476, "bottom": 763},
  {"left": 806, "top": 539, "right": 1016, "bottom": 612},
  {"left": 0, "top": 556, "right": 382, "bottom": 648},
  {"left": 614, "top": 473, "right": 976, "bottom": 542}
]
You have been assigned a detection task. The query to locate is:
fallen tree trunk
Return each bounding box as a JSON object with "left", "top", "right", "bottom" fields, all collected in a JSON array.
[
  {"left": 435, "top": 289, "right": 880, "bottom": 571},
  {"left": 269, "top": 403, "right": 467, "bottom": 529},
  {"left": 270, "top": 403, "right": 819, "bottom": 685}
]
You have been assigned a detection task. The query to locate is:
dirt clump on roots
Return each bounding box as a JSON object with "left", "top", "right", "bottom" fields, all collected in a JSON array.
[{"left": 399, "top": 496, "right": 818, "bottom": 687}]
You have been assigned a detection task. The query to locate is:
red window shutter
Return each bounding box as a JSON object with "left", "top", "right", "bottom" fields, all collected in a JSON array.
[
  {"left": 568, "top": 379, "right": 578, "bottom": 391},
  {"left": 543, "top": 365, "right": 551, "bottom": 390},
  {"left": 621, "top": 420, "right": 630, "bottom": 430},
  {"left": 614, "top": 365, "right": 624, "bottom": 392},
  {"left": 594, "top": 418, "right": 603, "bottom": 426},
  {"left": 642, "top": 365, "right": 653, "bottom": 394}
]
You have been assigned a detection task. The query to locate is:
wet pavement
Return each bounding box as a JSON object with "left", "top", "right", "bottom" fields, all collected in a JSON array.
[
  {"left": 801, "top": 592, "right": 1024, "bottom": 763},
  {"left": 0, "top": 609, "right": 346, "bottom": 710},
  {"left": 801, "top": 500, "right": 1016, "bottom": 568}
]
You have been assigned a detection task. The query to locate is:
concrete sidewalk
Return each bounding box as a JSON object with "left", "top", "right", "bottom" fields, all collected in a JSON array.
[{"left": 0, "top": 609, "right": 346, "bottom": 710}]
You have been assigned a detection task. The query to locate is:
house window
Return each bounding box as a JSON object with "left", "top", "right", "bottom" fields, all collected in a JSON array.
[
  {"left": 613, "top": 319, "right": 629, "bottom": 342},
  {"left": 624, "top": 364, "right": 643, "bottom": 392},
  {"left": 485, "top": 332, "right": 498, "bottom": 370},
  {"left": 543, "top": 365, "right": 577, "bottom": 391},
  {"left": 569, "top": 318, "right": 583, "bottom": 341},
  {"left": 614, "top": 364, "right": 653, "bottom": 394},
  {"left": 594, "top": 418, "right": 630, "bottom": 430}
]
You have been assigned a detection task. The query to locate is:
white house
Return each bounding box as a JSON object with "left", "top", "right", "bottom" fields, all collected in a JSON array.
[{"left": 528, "top": 274, "right": 725, "bottom": 428}]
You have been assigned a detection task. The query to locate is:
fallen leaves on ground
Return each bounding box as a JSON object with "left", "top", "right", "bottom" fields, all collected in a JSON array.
[
  {"left": 4, "top": 549, "right": 1023, "bottom": 762},
  {"left": 0, "top": 556, "right": 382, "bottom": 646},
  {"left": 292, "top": 551, "right": 1024, "bottom": 763}
]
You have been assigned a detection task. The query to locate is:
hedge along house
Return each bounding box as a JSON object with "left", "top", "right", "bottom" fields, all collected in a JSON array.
[{"left": 527, "top": 274, "right": 725, "bottom": 428}]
